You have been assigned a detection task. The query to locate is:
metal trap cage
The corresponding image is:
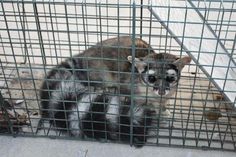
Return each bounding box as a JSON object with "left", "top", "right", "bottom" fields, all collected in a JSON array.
[{"left": 0, "top": 0, "right": 236, "bottom": 151}]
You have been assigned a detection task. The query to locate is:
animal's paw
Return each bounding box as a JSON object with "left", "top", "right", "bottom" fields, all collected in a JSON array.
[
  {"left": 133, "top": 136, "right": 145, "bottom": 148},
  {"left": 161, "top": 109, "right": 171, "bottom": 118}
]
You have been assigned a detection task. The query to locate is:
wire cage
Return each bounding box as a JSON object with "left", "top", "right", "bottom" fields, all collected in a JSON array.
[{"left": 0, "top": 0, "right": 236, "bottom": 151}]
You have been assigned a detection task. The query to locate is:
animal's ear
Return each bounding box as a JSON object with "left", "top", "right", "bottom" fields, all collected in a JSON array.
[
  {"left": 127, "top": 56, "right": 147, "bottom": 73},
  {"left": 173, "top": 56, "right": 192, "bottom": 70}
]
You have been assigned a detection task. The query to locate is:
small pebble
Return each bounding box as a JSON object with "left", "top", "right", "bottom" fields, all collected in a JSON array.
[{"left": 204, "top": 107, "right": 222, "bottom": 121}]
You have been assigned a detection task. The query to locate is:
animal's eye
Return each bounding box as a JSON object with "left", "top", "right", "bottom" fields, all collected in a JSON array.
[
  {"left": 148, "top": 75, "right": 156, "bottom": 83},
  {"left": 166, "top": 76, "right": 176, "bottom": 83}
]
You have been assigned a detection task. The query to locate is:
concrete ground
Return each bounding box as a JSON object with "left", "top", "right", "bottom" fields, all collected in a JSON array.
[{"left": 0, "top": 136, "right": 235, "bottom": 157}]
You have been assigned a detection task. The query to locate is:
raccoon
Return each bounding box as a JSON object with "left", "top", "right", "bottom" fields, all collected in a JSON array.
[{"left": 40, "top": 36, "right": 191, "bottom": 147}]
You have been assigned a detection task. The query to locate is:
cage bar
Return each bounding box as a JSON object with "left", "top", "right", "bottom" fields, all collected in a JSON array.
[{"left": 0, "top": 0, "right": 235, "bottom": 151}]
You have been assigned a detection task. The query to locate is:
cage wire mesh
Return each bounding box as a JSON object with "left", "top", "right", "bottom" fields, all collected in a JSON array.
[{"left": 0, "top": 0, "right": 236, "bottom": 151}]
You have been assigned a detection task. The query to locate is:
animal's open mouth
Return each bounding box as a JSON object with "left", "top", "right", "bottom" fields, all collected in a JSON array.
[{"left": 154, "top": 89, "right": 170, "bottom": 96}]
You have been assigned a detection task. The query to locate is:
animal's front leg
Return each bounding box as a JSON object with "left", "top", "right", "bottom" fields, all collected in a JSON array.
[
  {"left": 152, "top": 101, "right": 172, "bottom": 118},
  {"left": 161, "top": 106, "right": 171, "bottom": 118},
  {"left": 151, "top": 102, "right": 172, "bottom": 128}
]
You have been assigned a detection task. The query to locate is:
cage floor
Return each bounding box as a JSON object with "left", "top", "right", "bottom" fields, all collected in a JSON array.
[{"left": 1, "top": 63, "right": 236, "bottom": 151}]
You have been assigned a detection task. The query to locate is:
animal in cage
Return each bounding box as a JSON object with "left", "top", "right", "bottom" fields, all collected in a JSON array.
[{"left": 40, "top": 36, "right": 191, "bottom": 147}]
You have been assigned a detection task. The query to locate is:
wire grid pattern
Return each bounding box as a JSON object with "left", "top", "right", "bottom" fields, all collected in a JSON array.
[{"left": 0, "top": 0, "right": 236, "bottom": 151}]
